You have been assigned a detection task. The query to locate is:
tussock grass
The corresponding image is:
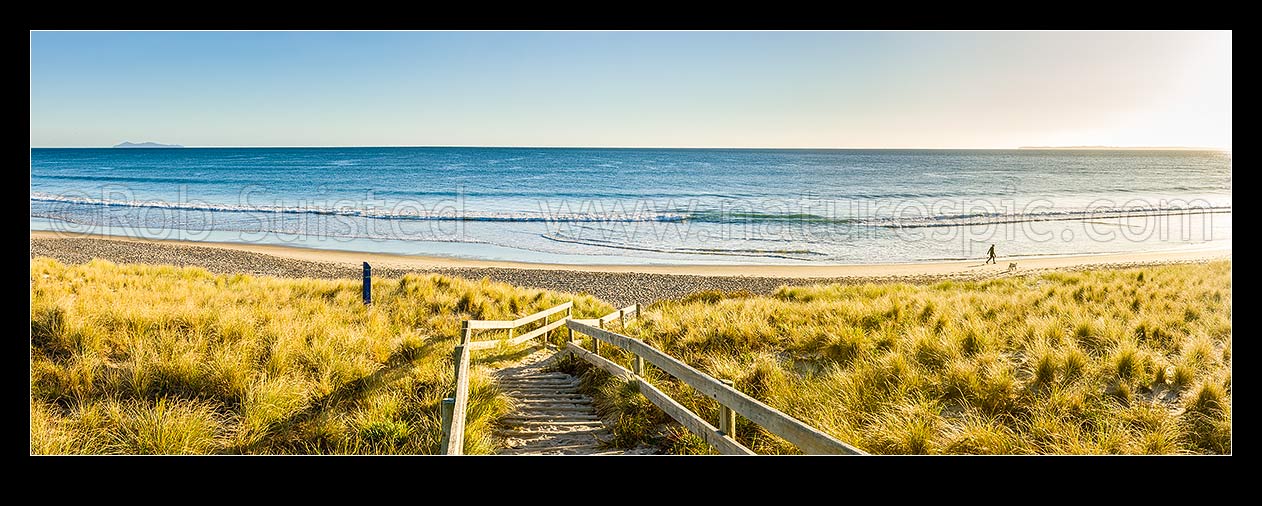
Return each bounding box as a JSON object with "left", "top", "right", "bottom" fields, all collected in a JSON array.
[
  {"left": 578, "top": 261, "right": 1230, "bottom": 454},
  {"left": 30, "top": 258, "right": 611, "bottom": 454}
]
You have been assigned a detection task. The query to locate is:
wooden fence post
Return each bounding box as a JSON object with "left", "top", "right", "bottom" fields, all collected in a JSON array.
[
  {"left": 593, "top": 318, "right": 602, "bottom": 355},
  {"left": 452, "top": 344, "right": 465, "bottom": 381},
  {"left": 461, "top": 320, "right": 471, "bottom": 346},
  {"left": 567, "top": 306, "right": 574, "bottom": 343},
  {"left": 619, "top": 308, "right": 626, "bottom": 330},
  {"left": 633, "top": 354, "right": 644, "bottom": 376},
  {"left": 542, "top": 312, "right": 552, "bottom": 348},
  {"left": 719, "top": 379, "right": 737, "bottom": 438},
  {"left": 439, "top": 397, "right": 455, "bottom": 452},
  {"left": 362, "top": 262, "right": 371, "bottom": 305}
]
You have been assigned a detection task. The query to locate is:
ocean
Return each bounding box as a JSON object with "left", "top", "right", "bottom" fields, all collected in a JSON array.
[{"left": 30, "top": 147, "right": 1232, "bottom": 264}]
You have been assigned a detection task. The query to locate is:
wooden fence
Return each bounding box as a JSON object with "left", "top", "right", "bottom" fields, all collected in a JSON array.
[
  {"left": 564, "top": 320, "right": 866, "bottom": 455},
  {"left": 465, "top": 301, "right": 574, "bottom": 351},
  {"left": 571, "top": 303, "right": 639, "bottom": 332},
  {"left": 441, "top": 301, "right": 865, "bottom": 455},
  {"left": 440, "top": 301, "right": 584, "bottom": 455}
]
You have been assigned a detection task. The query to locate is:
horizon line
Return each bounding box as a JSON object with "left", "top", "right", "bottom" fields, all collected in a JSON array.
[{"left": 29, "top": 144, "right": 1232, "bottom": 151}]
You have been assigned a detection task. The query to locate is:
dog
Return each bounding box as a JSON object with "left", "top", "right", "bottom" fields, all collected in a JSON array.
[{"left": 1008, "top": 262, "right": 1018, "bottom": 272}]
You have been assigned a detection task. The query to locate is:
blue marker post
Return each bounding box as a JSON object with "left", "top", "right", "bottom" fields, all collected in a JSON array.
[{"left": 362, "top": 262, "right": 372, "bottom": 305}]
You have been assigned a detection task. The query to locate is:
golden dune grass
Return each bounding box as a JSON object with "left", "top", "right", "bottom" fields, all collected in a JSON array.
[
  {"left": 30, "top": 256, "right": 1232, "bottom": 455},
  {"left": 567, "top": 261, "right": 1231, "bottom": 454},
  {"left": 29, "top": 257, "right": 612, "bottom": 454}
]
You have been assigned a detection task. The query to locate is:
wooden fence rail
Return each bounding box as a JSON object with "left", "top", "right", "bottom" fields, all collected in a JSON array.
[
  {"left": 571, "top": 303, "right": 639, "bottom": 329},
  {"left": 465, "top": 301, "right": 574, "bottom": 330},
  {"left": 439, "top": 323, "right": 472, "bottom": 455},
  {"left": 565, "top": 319, "right": 866, "bottom": 455}
]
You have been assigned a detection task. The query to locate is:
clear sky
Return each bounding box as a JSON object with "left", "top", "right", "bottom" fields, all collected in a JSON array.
[{"left": 29, "top": 31, "right": 1231, "bottom": 149}]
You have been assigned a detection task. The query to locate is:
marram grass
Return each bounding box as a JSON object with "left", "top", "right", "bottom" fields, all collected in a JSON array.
[
  {"left": 32, "top": 257, "right": 1231, "bottom": 455},
  {"left": 29, "top": 257, "right": 612, "bottom": 455},
  {"left": 561, "top": 261, "right": 1231, "bottom": 454}
]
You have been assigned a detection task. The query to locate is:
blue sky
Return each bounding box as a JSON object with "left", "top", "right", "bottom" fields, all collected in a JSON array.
[{"left": 29, "top": 31, "right": 1231, "bottom": 148}]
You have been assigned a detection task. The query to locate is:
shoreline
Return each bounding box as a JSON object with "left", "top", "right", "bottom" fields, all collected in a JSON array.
[
  {"left": 31, "top": 230, "right": 1231, "bottom": 307},
  {"left": 28, "top": 230, "right": 1231, "bottom": 279}
]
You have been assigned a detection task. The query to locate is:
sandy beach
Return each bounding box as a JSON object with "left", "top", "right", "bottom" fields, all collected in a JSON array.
[{"left": 30, "top": 230, "right": 1231, "bottom": 307}]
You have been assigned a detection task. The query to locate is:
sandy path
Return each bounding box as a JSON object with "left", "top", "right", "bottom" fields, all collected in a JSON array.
[{"left": 492, "top": 348, "right": 649, "bottom": 455}]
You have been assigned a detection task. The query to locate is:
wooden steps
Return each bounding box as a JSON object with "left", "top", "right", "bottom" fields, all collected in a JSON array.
[{"left": 493, "top": 348, "right": 646, "bottom": 455}]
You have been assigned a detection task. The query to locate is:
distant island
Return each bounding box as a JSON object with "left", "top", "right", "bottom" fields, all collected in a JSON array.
[
  {"left": 113, "top": 141, "right": 183, "bottom": 148},
  {"left": 1018, "top": 145, "right": 1222, "bottom": 151}
]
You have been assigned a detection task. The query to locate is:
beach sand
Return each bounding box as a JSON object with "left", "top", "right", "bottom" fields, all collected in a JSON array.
[{"left": 30, "top": 230, "right": 1231, "bottom": 307}]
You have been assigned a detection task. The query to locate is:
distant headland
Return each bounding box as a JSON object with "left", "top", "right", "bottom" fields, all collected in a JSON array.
[
  {"left": 1017, "top": 145, "right": 1224, "bottom": 151},
  {"left": 113, "top": 141, "right": 183, "bottom": 148}
]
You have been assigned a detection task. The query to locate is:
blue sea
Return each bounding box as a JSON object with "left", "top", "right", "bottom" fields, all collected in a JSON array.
[{"left": 30, "top": 148, "right": 1232, "bottom": 264}]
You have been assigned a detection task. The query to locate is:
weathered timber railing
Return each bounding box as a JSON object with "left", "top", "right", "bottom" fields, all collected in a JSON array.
[
  {"left": 564, "top": 320, "right": 866, "bottom": 455},
  {"left": 440, "top": 302, "right": 637, "bottom": 454},
  {"left": 438, "top": 327, "right": 472, "bottom": 455},
  {"left": 442, "top": 301, "right": 862, "bottom": 455},
  {"left": 465, "top": 301, "right": 574, "bottom": 351},
  {"left": 571, "top": 303, "right": 639, "bottom": 331}
]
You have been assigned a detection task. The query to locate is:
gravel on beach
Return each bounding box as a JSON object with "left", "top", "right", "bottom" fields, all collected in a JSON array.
[{"left": 30, "top": 236, "right": 1209, "bottom": 308}]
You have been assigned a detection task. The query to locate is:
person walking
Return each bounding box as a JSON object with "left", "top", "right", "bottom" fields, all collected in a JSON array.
[{"left": 986, "top": 244, "right": 997, "bottom": 264}]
